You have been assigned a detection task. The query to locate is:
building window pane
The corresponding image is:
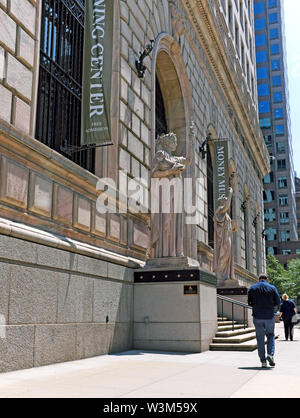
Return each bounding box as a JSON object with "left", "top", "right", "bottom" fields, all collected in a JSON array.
[
  {"left": 272, "top": 75, "right": 281, "bottom": 86},
  {"left": 270, "top": 44, "right": 280, "bottom": 54},
  {"left": 280, "top": 212, "right": 290, "bottom": 224},
  {"left": 259, "top": 100, "right": 270, "bottom": 113},
  {"left": 259, "top": 118, "right": 271, "bottom": 128},
  {"left": 269, "top": 13, "right": 278, "bottom": 23},
  {"left": 254, "top": 2, "right": 265, "bottom": 15},
  {"left": 270, "top": 28, "right": 279, "bottom": 39},
  {"left": 276, "top": 141, "right": 285, "bottom": 153},
  {"left": 264, "top": 208, "right": 276, "bottom": 222},
  {"left": 255, "top": 18, "right": 266, "bottom": 30},
  {"left": 258, "top": 83, "right": 269, "bottom": 96},
  {"left": 264, "top": 134, "right": 272, "bottom": 146},
  {"left": 275, "top": 125, "right": 285, "bottom": 136},
  {"left": 273, "top": 91, "right": 282, "bottom": 102},
  {"left": 271, "top": 59, "right": 280, "bottom": 70},
  {"left": 281, "top": 231, "right": 290, "bottom": 242},
  {"left": 277, "top": 159, "right": 286, "bottom": 170},
  {"left": 264, "top": 172, "right": 274, "bottom": 183},
  {"left": 265, "top": 227, "right": 277, "bottom": 241},
  {"left": 255, "top": 34, "right": 267, "bottom": 46},
  {"left": 274, "top": 108, "right": 283, "bottom": 119},
  {"left": 263, "top": 190, "right": 275, "bottom": 202},
  {"left": 279, "top": 194, "right": 288, "bottom": 206},
  {"left": 269, "top": 0, "right": 277, "bottom": 8},
  {"left": 256, "top": 50, "right": 268, "bottom": 63},
  {"left": 278, "top": 176, "right": 287, "bottom": 188},
  {"left": 257, "top": 67, "right": 268, "bottom": 79}
]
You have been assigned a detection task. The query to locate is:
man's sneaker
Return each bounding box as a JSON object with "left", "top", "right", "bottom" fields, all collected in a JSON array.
[
  {"left": 261, "top": 361, "right": 268, "bottom": 368},
  {"left": 266, "top": 355, "right": 275, "bottom": 367}
]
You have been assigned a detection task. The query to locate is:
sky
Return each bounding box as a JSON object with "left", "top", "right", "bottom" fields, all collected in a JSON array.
[{"left": 283, "top": 0, "right": 300, "bottom": 177}]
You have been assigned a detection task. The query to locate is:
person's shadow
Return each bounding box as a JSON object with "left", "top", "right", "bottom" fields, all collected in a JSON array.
[{"left": 238, "top": 367, "right": 274, "bottom": 371}]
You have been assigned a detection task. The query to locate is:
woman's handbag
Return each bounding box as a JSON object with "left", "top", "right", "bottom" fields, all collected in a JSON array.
[{"left": 292, "top": 314, "right": 298, "bottom": 324}]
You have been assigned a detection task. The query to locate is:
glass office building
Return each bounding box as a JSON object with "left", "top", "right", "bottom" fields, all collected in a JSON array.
[{"left": 254, "top": 0, "right": 298, "bottom": 258}]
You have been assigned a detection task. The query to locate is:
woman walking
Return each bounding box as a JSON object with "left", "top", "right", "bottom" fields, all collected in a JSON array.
[{"left": 279, "top": 294, "right": 297, "bottom": 341}]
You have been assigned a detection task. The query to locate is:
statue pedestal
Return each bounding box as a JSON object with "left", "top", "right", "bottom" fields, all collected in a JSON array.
[
  {"left": 217, "top": 279, "right": 239, "bottom": 288},
  {"left": 133, "top": 267, "right": 218, "bottom": 352},
  {"left": 145, "top": 256, "right": 200, "bottom": 269}
]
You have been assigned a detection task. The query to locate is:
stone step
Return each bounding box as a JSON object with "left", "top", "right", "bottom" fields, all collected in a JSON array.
[
  {"left": 217, "top": 320, "right": 237, "bottom": 326},
  {"left": 212, "top": 332, "right": 256, "bottom": 344},
  {"left": 216, "top": 327, "right": 256, "bottom": 338},
  {"left": 210, "top": 334, "right": 279, "bottom": 352},
  {"left": 210, "top": 339, "right": 257, "bottom": 351},
  {"left": 217, "top": 324, "right": 248, "bottom": 332}
]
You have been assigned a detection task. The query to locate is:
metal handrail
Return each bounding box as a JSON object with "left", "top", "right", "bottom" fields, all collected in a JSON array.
[{"left": 217, "top": 294, "right": 253, "bottom": 331}]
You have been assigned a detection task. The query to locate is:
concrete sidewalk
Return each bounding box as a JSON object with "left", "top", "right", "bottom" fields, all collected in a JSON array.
[{"left": 0, "top": 322, "right": 299, "bottom": 398}]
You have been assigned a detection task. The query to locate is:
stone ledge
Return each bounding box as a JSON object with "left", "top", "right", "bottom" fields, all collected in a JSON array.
[{"left": 0, "top": 217, "right": 144, "bottom": 269}]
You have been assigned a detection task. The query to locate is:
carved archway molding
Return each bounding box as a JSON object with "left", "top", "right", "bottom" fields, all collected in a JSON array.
[{"left": 151, "top": 33, "right": 193, "bottom": 158}]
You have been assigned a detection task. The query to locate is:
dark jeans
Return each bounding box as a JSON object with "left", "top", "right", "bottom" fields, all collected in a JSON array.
[
  {"left": 283, "top": 317, "right": 294, "bottom": 340},
  {"left": 253, "top": 318, "right": 275, "bottom": 362}
]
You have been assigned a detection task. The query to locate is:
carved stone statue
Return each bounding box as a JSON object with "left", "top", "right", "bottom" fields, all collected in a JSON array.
[
  {"left": 168, "top": 0, "right": 186, "bottom": 39},
  {"left": 150, "top": 125, "right": 194, "bottom": 259},
  {"left": 213, "top": 172, "right": 237, "bottom": 282}
]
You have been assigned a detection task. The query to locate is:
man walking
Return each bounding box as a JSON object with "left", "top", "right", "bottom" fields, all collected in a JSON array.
[{"left": 248, "top": 273, "right": 281, "bottom": 368}]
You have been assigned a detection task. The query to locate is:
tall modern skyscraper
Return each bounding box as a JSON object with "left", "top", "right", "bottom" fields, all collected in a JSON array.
[{"left": 254, "top": 0, "right": 298, "bottom": 259}]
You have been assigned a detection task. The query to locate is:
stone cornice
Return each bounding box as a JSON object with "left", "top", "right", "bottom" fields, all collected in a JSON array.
[{"left": 182, "top": 0, "right": 270, "bottom": 178}]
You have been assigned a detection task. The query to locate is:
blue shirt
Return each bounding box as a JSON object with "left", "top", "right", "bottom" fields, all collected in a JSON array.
[
  {"left": 248, "top": 280, "right": 281, "bottom": 319},
  {"left": 280, "top": 300, "right": 296, "bottom": 319}
]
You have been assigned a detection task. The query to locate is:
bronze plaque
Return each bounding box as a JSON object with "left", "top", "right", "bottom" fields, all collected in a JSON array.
[{"left": 184, "top": 285, "right": 198, "bottom": 295}]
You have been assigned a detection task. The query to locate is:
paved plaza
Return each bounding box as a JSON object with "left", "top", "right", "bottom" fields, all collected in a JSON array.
[{"left": 0, "top": 322, "right": 299, "bottom": 398}]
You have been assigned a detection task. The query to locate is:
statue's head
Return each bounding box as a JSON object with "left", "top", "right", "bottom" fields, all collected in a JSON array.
[
  {"left": 217, "top": 196, "right": 228, "bottom": 208},
  {"left": 156, "top": 132, "right": 177, "bottom": 152}
]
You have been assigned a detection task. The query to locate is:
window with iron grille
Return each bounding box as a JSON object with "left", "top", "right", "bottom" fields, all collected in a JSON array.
[{"left": 35, "top": 0, "right": 95, "bottom": 173}]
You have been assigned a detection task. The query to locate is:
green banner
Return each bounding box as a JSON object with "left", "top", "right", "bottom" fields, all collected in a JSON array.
[
  {"left": 81, "top": 0, "right": 114, "bottom": 146},
  {"left": 213, "top": 140, "right": 229, "bottom": 210}
]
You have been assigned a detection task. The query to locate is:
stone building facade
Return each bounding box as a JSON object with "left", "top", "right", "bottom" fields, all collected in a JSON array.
[{"left": 0, "top": 0, "right": 269, "bottom": 372}]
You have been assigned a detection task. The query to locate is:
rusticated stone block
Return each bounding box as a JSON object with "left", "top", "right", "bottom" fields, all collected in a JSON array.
[
  {"left": 93, "top": 279, "right": 122, "bottom": 323},
  {"left": 6, "top": 53, "right": 33, "bottom": 100},
  {"left": 34, "top": 324, "right": 76, "bottom": 367},
  {"left": 0, "top": 46, "right": 5, "bottom": 81},
  {"left": 17, "top": 27, "right": 35, "bottom": 67},
  {"left": 9, "top": 265, "right": 57, "bottom": 324},
  {"left": 0, "top": 156, "right": 29, "bottom": 208},
  {"left": 76, "top": 324, "right": 113, "bottom": 359},
  {"left": 57, "top": 273, "right": 93, "bottom": 323},
  {"left": 0, "top": 325, "right": 34, "bottom": 373},
  {"left": 10, "top": 0, "right": 36, "bottom": 35},
  {"left": 0, "top": 8, "right": 16, "bottom": 52},
  {"left": 0, "top": 84, "right": 12, "bottom": 122},
  {"left": 0, "top": 262, "right": 10, "bottom": 321},
  {"left": 13, "top": 97, "right": 31, "bottom": 134}
]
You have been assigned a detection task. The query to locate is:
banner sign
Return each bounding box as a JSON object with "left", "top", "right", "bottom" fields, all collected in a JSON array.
[
  {"left": 213, "top": 140, "right": 229, "bottom": 209},
  {"left": 81, "top": 0, "right": 114, "bottom": 146}
]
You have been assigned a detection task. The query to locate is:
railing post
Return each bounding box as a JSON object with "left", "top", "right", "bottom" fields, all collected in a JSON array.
[{"left": 232, "top": 303, "right": 234, "bottom": 331}]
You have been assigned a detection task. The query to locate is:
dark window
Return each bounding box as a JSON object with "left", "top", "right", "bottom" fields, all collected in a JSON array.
[
  {"left": 36, "top": 0, "right": 95, "bottom": 172},
  {"left": 155, "top": 76, "right": 168, "bottom": 138}
]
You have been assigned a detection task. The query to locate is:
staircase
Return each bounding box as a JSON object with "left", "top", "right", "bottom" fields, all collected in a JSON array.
[{"left": 210, "top": 317, "right": 257, "bottom": 351}]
